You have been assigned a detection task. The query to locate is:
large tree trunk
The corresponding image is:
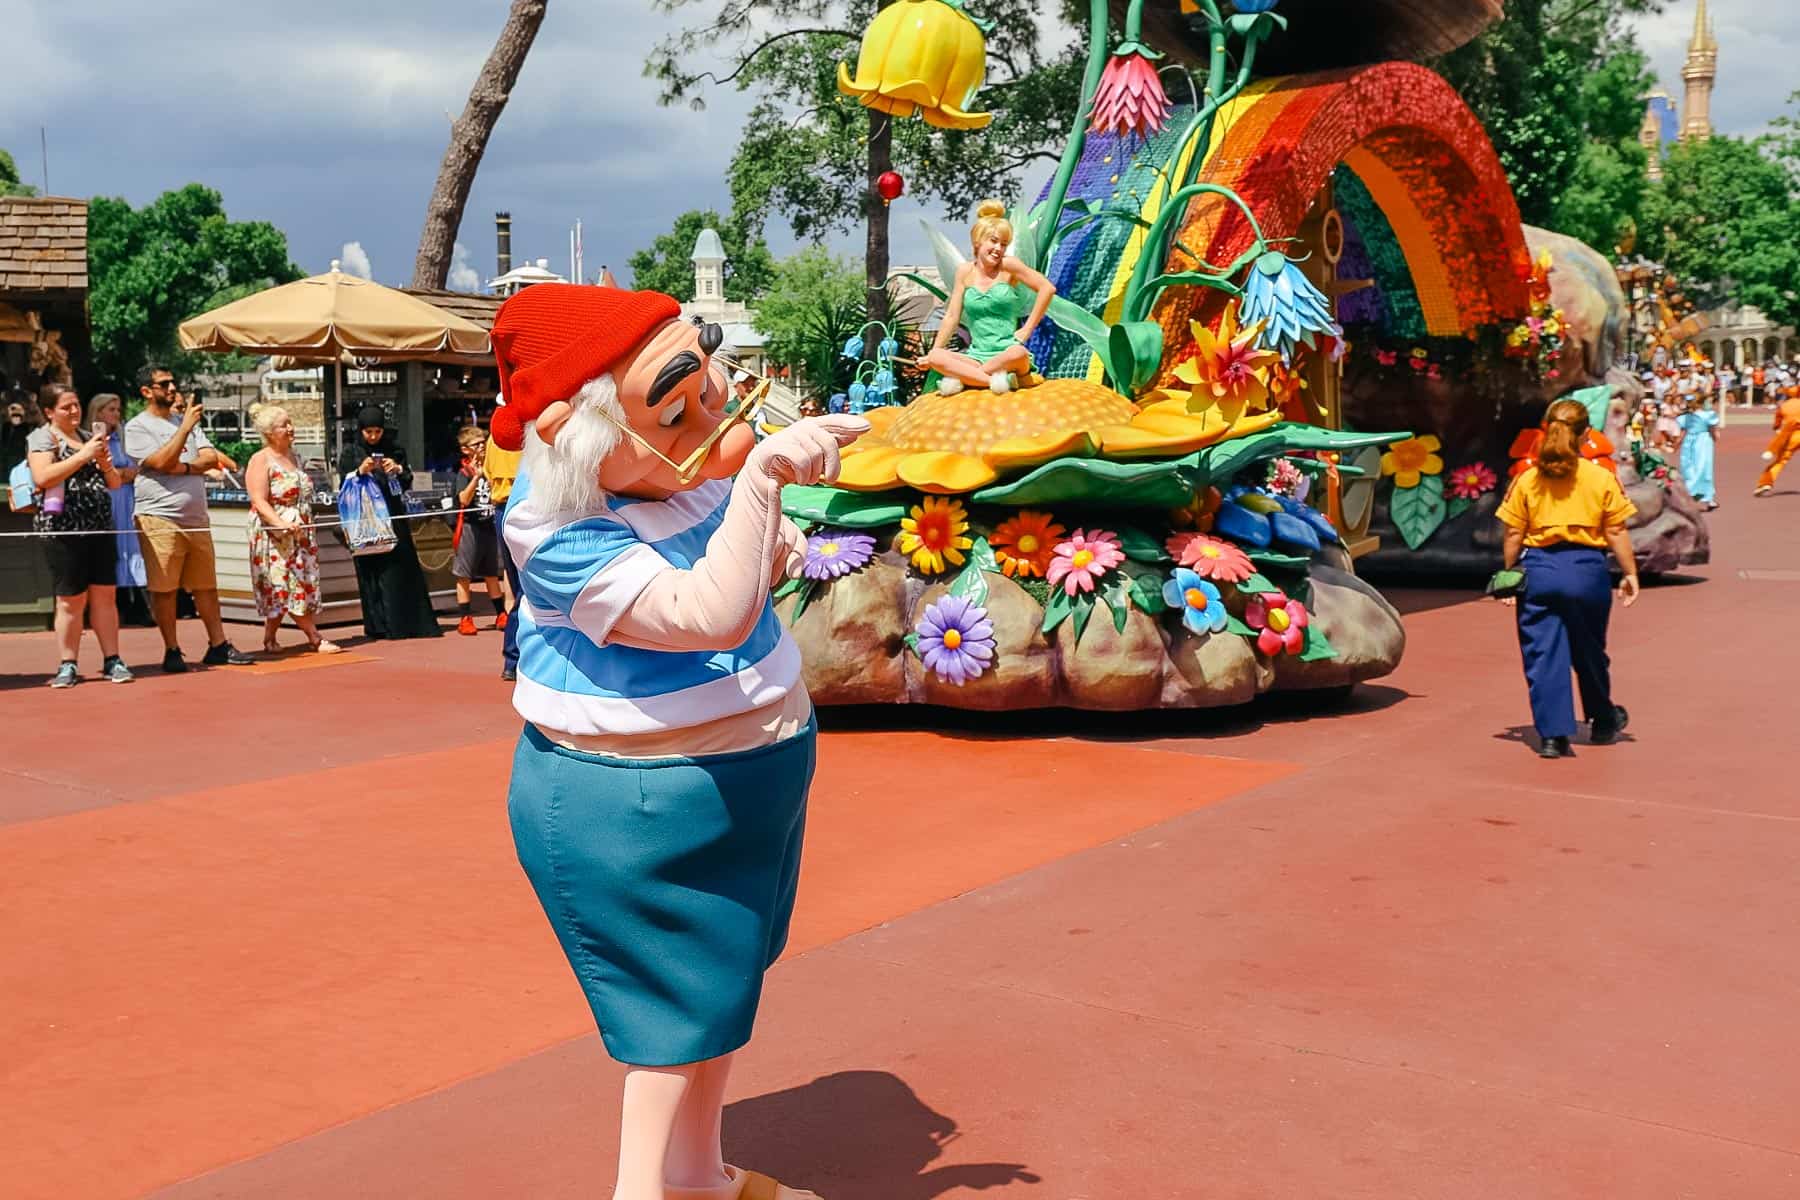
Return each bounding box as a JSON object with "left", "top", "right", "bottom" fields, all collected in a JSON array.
[
  {"left": 863, "top": 107, "right": 893, "bottom": 331},
  {"left": 411, "top": 0, "right": 548, "bottom": 290}
]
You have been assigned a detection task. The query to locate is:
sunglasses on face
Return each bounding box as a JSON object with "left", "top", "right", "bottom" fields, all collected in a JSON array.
[{"left": 593, "top": 374, "right": 769, "bottom": 486}]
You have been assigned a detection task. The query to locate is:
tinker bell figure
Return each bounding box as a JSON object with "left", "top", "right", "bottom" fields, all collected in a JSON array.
[{"left": 923, "top": 199, "right": 1057, "bottom": 395}]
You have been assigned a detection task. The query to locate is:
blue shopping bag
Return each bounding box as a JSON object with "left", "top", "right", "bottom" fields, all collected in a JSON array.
[
  {"left": 336, "top": 473, "right": 396, "bottom": 556},
  {"left": 7, "top": 458, "right": 36, "bottom": 512}
]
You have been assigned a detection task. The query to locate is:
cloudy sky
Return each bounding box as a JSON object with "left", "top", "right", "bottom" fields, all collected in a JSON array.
[{"left": 2, "top": 1, "right": 1793, "bottom": 293}]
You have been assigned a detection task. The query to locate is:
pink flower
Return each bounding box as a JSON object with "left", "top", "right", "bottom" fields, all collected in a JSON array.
[
  {"left": 1165, "top": 532, "right": 1254, "bottom": 583},
  {"left": 1089, "top": 50, "right": 1172, "bottom": 138},
  {"left": 1446, "top": 462, "right": 1498, "bottom": 501},
  {"left": 1246, "top": 591, "right": 1309, "bottom": 657},
  {"left": 1046, "top": 528, "right": 1125, "bottom": 596}
]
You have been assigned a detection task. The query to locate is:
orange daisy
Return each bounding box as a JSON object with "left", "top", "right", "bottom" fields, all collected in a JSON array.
[{"left": 991, "top": 509, "right": 1066, "bottom": 579}]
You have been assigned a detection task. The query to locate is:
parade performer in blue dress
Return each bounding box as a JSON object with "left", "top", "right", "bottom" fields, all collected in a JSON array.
[
  {"left": 1675, "top": 396, "right": 1720, "bottom": 509},
  {"left": 488, "top": 282, "right": 866, "bottom": 1200}
]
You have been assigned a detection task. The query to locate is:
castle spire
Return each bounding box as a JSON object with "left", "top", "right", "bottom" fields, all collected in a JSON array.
[{"left": 1680, "top": 0, "right": 1717, "bottom": 141}]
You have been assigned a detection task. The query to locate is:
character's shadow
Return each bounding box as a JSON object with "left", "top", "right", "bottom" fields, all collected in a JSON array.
[{"left": 723, "top": 1070, "right": 1039, "bottom": 1198}]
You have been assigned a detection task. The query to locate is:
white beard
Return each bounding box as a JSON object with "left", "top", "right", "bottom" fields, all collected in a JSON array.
[{"left": 520, "top": 373, "right": 624, "bottom": 514}]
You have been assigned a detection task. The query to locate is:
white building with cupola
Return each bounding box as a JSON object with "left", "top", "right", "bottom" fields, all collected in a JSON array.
[{"left": 680, "top": 228, "right": 769, "bottom": 379}]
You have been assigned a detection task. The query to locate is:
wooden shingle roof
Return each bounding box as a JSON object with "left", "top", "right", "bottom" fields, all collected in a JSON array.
[
  {"left": 401, "top": 287, "right": 503, "bottom": 332},
  {"left": 0, "top": 197, "right": 88, "bottom": 296}
]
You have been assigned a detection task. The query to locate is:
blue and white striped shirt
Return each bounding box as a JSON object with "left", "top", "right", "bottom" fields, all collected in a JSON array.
[{"left": 502, "top": 472, "right": 801, "bottom": 736}]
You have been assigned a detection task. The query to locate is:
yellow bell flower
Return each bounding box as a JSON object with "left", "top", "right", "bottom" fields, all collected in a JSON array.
[{"left": 838, "top": 0, "right": 992, "bottom": 130}]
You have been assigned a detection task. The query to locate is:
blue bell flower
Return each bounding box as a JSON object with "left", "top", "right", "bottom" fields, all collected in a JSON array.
[
  {"left": 1240, "top": 250, "right": 1341, "bottom": 363},
  {"left": 828, "top": 392, "right": 849, "bottom": 414},
  {"left": 879, "top": 337, "right": 899, "bottom": 359},
  {"left": 842, "top": 335, "right": 865, "bottom": 360},
  {"left": 848, "top": 381, "right": 868, "bottom": 413},
  {"left": 872, "top": 367, "right": 895, "bottom": 395}
]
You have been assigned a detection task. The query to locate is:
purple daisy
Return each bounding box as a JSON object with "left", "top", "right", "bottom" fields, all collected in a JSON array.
[
  {"left": 802, "top": 530, "right": 876, "bottom": 581},
  {"left": 915, "top": 595, "right": 996, "bottom": 686}
]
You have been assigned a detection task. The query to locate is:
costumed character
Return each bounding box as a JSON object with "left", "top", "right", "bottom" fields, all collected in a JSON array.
[
  {"left": 922, "top": 199, "right": 1056, "bottom": 395},
  {"left": 1755, "top": 391, "right": 1800, "bottom": 497},
  {"left": 1674, "top": 396, "right": 1719, "bottom": 510},
  {"left": 489, "top": 283, "right": 867, "bottom": 1200}
]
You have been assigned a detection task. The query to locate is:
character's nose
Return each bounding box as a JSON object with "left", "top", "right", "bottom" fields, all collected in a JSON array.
[{"left": 699, "top": 323, "right": 723, "bottom": 355}]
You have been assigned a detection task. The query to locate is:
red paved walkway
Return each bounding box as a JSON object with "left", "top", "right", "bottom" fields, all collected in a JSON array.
[{"left": 3, "top": 424, "right": 1797, "bottom": 1198}]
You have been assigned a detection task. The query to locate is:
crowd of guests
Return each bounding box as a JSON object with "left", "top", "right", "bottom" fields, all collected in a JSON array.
[{"left": 12, "top": 370, "right": 526, "bottom": 688}]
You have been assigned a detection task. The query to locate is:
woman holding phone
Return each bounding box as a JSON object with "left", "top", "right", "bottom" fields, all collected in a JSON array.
[{"left": 26, "top": 383, "right": 132, "bottom": 687}]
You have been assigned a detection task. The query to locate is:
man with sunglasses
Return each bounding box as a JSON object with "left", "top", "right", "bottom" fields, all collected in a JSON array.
[
  {"left": 123, "top": 364, "right": 252, "bottom": 672},
  {"left": 487, "top": 284, "right": 865, "bottom": 1200}
]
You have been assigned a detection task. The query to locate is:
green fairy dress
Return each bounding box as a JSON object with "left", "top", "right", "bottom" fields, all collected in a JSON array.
[{"left": 961, "top": 278, "right": 1033, "bottom": 369}]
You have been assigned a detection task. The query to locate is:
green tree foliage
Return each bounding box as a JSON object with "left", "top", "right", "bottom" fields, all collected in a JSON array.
[
  {"left": 1, "top": 148, "right": 37, "bottom": 197},
  {"left": 1435, "top": 0, "right": 1659, "bottom": 249},
  {"left": 87, "top": 184, "right": 299, "bottom": 389},
  {"left": 754, "top": 246, "right": 865, "bottom": 368},
  {"left": 1639, "top": 134, "right": 1800, "bottom": 331},
  {"left": 625, "top": 208, "right": 775, "bottom": 302}
]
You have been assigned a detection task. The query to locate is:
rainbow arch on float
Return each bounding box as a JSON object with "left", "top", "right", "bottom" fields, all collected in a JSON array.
[{"left": 1035, "top": 61, "right": 1532, "bottom": 383}]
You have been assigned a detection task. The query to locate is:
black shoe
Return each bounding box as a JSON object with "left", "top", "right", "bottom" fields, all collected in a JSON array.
[
  {"left": 162, "top": 649, "right": 189, "bottom": 674},
  {"left": 1537, "top": 736, "right": 1572, "bottom": 759},
  {"left": 1591, "top": 705, "right": 1630, "bottom": 745},
  {"left": 202, "top": 641, "right": 255, "bottom": 666},
  {"left": 500, "top": 665, "right": 517, "bottom": 682}
]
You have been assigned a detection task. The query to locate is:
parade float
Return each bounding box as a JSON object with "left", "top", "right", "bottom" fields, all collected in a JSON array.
[{"left": 770, "top": 0, "right": 1697, "bottom": 711}]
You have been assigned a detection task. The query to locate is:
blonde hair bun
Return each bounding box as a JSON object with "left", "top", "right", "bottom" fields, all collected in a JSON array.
[{"left": 975, "top": 198, "right": 1007, "bottom": 220}]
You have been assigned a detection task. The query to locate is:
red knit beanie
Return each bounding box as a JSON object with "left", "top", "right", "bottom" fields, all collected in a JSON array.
[{"left": 488, "top": 284, "right": 682, "bottom": 451}]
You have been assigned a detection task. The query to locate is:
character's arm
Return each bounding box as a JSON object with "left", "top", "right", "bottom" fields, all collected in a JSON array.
[
  {"left": 772, "top": 517, "right": 807, "bottom": 586},
  {"left": 606, "top": 416, "right": 867, "bottom": 652},
  {"left": 1004, "top": 255, "right": 1055, "bottom": 344}
]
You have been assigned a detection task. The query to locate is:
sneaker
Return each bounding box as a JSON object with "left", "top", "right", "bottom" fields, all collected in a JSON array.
[
  {"left": 1754, "top": 484, "right": 1774, "bottom": 497},
  {"left": 48, "top": 661, "right": 79, "bottom": 689},
  {"left": 1536, "top": 735, "right": 1572, "bottom": 759},
  {"left": 202, "top": 641, "right": 255, "bottom": 666},
  {"left": 494, "top": 611, "right": 509, "bottom": 631},
  {"left": 1590, "top": 705, "right": 1630, "bottom": 745},
  {"left": 103, "top": 657, "right": 135, "bottom": 684},
  {"left": 500, "top": 665, "right": 517, "bottom": 682},
  {"left": 457, "top": 615, "right": 479, "bottom": 636},
  {"left": 162, "top": 649, "right": 189, "bottom": 674}
]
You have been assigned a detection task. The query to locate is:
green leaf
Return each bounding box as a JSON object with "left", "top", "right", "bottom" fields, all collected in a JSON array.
[
  {"left": 780, "top": 485, "right": 909, "bottom": 529},
  {"left": 903, "top": 630, "right": 920, "bottom": 654},
  {"left": 972, "top": 423, "right": 1407, "bottom": 510},
  {"left": 1237, "top": 571, "right": 1278, "bottom": 596},
  {"left": 1248, "top": 549, "right": 1311, "bottom": 570},
  {"left": 1300, "top": 627, "right": 1337, "bottom": 662},
  {"left": 1113, "top": 522, "right": 1170, "bottom": 564},
  {"left": 1390, "top": 474, "right": 1448, "bottom": 550},
  {"left": 1099, "top": 572, "right": 1132, "bottom": 633},
  {"left": 1042, "top": 586, "right": 1074, "bottom": 635},
  {"left": 772, "top": 576, "right": 807, "bottom": 600},
  {"left": 1107, "top": 320, "right": 1165, "bottom": 394},
  {"left": 789, "top": 578, "right": 819, "bottom": 623},
  {"left": 1070, "top": 591, "right": 1097, "bottom": 644},
  {"left": 1225, "top": 614, "right": 1257, "bottom": 638},
  {"left": 948, "top": 536, "right": 995, "bottom": 607},
  {"left": 1445, "top": 496, "right": 1473, "bottom": 521},
  {"left": 1128, "top": 569, "right": 1169, "bottom": 615}
]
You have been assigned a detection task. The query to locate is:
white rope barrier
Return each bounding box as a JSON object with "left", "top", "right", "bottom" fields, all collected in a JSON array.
[{"left": 0, "top": 503, "right": 497, "bottom": 538}]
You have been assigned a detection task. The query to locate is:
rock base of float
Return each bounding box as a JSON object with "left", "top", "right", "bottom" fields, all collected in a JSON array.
[
  {"left": 1356, "top": 476, "right": 1709, "bottom": 578},
  {"left": 777, "top": 554, "right": 1405, "bottom": 711}
]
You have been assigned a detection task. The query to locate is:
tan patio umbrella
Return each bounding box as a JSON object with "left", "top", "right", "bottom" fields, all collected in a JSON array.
[{"left": 178, "top": 261, "right": 492, "bottom": 459}]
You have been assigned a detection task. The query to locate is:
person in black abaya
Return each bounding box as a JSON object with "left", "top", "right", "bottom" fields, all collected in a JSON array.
[{"left": 338, "top": 404, "right": 442, "bottom": 639}]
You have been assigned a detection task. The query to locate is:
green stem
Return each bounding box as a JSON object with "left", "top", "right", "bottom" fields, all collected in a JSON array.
[
  {"left": 1120, "top": 15, "right": 1269, "bottom": 324},
  {"left": 1038, "top": 0, "right": 1112, "bottom": 272},
  {"left": 1124, "top": 0, "right": 1145, "bottom": 43},
  {"left": 1124, "top": 186, "right": 1268, "bottom": 323}
]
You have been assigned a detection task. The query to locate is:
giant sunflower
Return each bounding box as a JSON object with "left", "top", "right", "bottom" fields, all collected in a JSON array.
[
  {"left": 836, "top": 377, "right": 1277, "bottom": 495},
  {"left": 1164, "top": 301, "right": 1281, "bottom": 426}
]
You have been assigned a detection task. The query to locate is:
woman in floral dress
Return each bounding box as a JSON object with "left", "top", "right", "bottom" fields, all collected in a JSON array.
[{"left": 246, "top": 406, "right": 339, "bottom": 654}]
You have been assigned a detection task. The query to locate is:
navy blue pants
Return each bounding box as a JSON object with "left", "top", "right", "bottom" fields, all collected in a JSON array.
[
  {"left": 499, "top": 508, "right": 521, "bottom": 671},
  {"left": 1516, "top": 545, "right": 1615, "bottom": 738}
]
